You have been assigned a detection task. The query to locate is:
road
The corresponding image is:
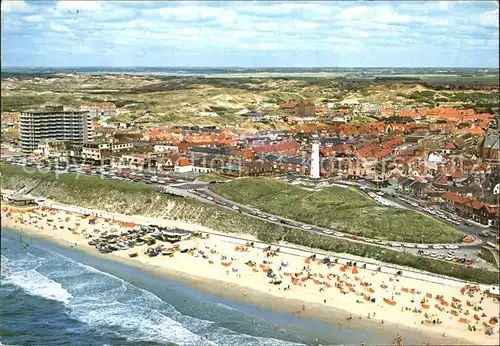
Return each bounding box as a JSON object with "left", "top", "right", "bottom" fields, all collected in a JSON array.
[
  {"left": 378, "top": 189, "right": 492, "bottom": 242},
  {"left": 3, "top": 161, "right": 496, "bottom": 270},
  {"left": 171, "top": 185, "right": 496, "bottom": 270}
]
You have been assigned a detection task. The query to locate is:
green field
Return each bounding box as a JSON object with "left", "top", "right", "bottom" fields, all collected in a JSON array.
[
  {"left": 211, "top": 178, "right": 461, "bottom": 244},
  {"left": 195, "top": 172, "right": 232, "bottom": 183}
]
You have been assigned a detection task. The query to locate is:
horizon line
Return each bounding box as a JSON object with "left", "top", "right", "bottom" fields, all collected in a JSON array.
[{"left": 2, "top": 66, "right": 499, "bottom": 70}]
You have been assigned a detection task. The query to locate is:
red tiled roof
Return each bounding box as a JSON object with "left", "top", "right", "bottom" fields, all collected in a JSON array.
[
  {"left": 243, "top": 150, "right": 255, "bottom": 159},
  {"left": 177, "top": 158, "right": 191, "bottom": 167},
  {"left": 373, "top": 148, "right": 392, "bottom": 159},
  {"left": 442, "top": 192, "right": 484, "bottom": 210},
  {"left": 442, "top": 192, "right": 469, "bottom": 204},
  {"left": 451, "top": 169, "right": 463, "bottom": 179},
  {"left": 253, "top": 140, "right": 299, "bottom": 154},
  {"left": 381, "top": 137, "right": 404, "bottom": 148},
  {"left": 459, "top": 127, "right": 485, "bottom": 136}
]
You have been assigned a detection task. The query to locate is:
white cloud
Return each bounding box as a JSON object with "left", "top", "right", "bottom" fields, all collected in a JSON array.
[
  {"left": 479, "top": 9, "right": 499, "bottom": 27},
  {"left": 256, "top": 43, "right": 282, "bottom": 51},
  {"left": 254, "top": 22, "right": 280, "bottom": 32},
  {"left": 55, "top": 1, "right": 102, "bottom": 12},
  {"left": 1, "top": 0, "right": 33, "bottom": 13},
  {"left": 238, "top": 3, "right": 335, "bottom": 16},
  {"left": 50, "top": 23, "right": 71, "bottom": 32},
  {"left": 147, "top": 6, "right": 227, "bottom": 22},
  {"left": 79, "top": 45, "right": 92, "bottom": 53},
  {"left": 23, "top": 14, "right": 43, "bottom": 22},
  {"left": 293, "top": 21, "right": 319, "bottom": 30},
  {"left": 338, "top": 6, "right": 368, "bottom": 19}
]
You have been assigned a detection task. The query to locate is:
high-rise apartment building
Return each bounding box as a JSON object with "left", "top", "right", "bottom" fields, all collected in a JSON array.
[{"left": 19, "top": 105, "right": 93, "bottom": 153}]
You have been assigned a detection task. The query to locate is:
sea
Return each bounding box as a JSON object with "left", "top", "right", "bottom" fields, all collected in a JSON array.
[{"left": 0, "top": 228, "right": 393, "bottom": 346}]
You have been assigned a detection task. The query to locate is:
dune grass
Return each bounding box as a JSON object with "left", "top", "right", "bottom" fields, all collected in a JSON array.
[
  {"left": 211, "top": 178, "right": 462, "bottom": 244},
  {"left": 1, "top": 164, "right": 497, "bottom": 284}
]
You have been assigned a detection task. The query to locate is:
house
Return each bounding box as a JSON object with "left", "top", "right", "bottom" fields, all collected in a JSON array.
[
  {"left": 252, "top": 140, "right": 300, "bottom": 156},
  {"left": 441, "top": 192, "right": 498, "bottom": 226},
  {"left": 407, "top": 181, "right": 435, "bottom": 199},
  {"left": 174, "top": 158, "right": 193, "bottom": 173},
  {"left": 479, "top": 131, "right": 499, "bottom": 161},
  {"left": 257, "top": 154, "right": 311, "bottom": 175},
  {"left": 154, "top": 145, "right": 179, "bottom": 153},
  {"left": 114, "top": 154, "right": 155, "bottom": 170},
  {"left": 81, "top": 141, "right": 112, "bottom": 165},
  {"left": 79, "top": 102, "right": 116, "bottom": 118},
  {"left": 188, "top": 147, "right": 231, "bottom": 157},
  {"left": 157, "top": 154, "right": 181, "bottom": 172},
  {"left": 295, "top": 100, "right": 315, "bottom": 117},
  {"left": 35, "top": 140, "right": 73, "bottom": 159}
]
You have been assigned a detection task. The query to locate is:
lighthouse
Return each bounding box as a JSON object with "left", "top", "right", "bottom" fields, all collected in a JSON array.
[{"left": 310, "top": 142, "right": 320, "bottom": 179}]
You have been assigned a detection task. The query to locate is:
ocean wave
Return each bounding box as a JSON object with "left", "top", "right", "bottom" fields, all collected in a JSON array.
[
  {"left": 1, "top": 259, "right": 72, "bottom": 305},
  {"left": 69, "top": 300, "right": 215, "bottom": 345},
  {"left": 2, "top": 235, "right": 304, "bottom": 346}
]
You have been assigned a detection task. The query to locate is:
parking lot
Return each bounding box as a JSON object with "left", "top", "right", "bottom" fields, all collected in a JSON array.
[{"left": 181, "top": 187, "right": 494, "bottom": 269}]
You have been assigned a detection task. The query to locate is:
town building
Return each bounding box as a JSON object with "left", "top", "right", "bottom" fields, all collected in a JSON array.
[
  {"left": 35, "top": 140, "right": 73, "bottom": 159},
  {"left": 79, "top": 102, "right": 117, "bottom": 118},
  {"left": 19, "top": 105, "right": 93, "bottom": 153},
  {"left": 479, "top": 131, "right": 499, "bottom": 161},
  {"left": 295, "top": 99, "right": 316, "bottom": 117},
  {"left": 81, "top": 141, "right": 112, "bottom": 165}
]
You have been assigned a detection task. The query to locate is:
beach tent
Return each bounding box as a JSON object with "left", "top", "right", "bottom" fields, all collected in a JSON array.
[
  {"left": 487, "top": 285, "right": 500, "bottom": 298},
  {"left": 384, "top": 298, "right": 396, "bottom": 306}
]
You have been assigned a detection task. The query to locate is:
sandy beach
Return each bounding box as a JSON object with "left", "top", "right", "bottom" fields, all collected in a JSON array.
[{"left": 2, "top": 206, "right": 499, "bottom": 346}]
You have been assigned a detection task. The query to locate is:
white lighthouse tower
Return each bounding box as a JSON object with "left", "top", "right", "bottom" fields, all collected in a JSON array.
[{"left": 310, "top": 142, "right": 321, "bottom": 179}]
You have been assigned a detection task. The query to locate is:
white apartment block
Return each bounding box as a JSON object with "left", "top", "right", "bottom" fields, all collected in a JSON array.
[
  {"left": 79, "top": 102, "right": 117, "bottom": 118},
  {"left": 20, "top": 106, "right": 92, "bottom": 153}
]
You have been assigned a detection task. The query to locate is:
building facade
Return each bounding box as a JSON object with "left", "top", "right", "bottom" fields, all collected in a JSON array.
[
  {"left": 295, "top": 100, "right": 315, "bottom": 118},
  {"left": 19, "top": 106, "right": 93, "bottom": 153},
  {"left": 79, "top": 102, "right": 117, "bottom": 118}
]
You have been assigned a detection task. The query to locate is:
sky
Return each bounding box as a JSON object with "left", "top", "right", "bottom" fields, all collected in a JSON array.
[{"left": 1, "top": 0, "right": 499, "bottom": 68}]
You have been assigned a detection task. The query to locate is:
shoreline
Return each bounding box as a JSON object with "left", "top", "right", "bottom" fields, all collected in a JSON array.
[
  {"left": 3, "top": 224, "right": 455, "bottom": 345},
  {"left": 2, "top": 209, "right": 499, "bottom": 345}
]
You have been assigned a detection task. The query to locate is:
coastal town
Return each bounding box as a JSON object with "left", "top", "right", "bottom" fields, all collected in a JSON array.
[
  {"left": 2, "top": 69, "right": 500, "bottom": 346},
  {"left": 2, "top": 0, "right": 500, "bottom": 345}
]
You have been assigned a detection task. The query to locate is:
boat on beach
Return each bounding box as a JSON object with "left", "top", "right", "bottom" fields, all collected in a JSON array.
[
  {"left": 161, "top": 249, "right": 175, "bottom": 256},
  {"left": 128, "top": 252, "right": 138, "bottom": 258}
]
